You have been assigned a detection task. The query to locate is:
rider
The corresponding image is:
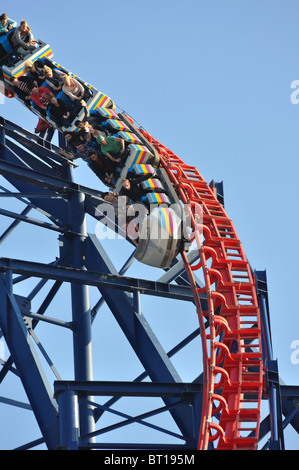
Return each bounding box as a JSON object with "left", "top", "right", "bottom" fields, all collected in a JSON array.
[
  {"left": 0, "top": 13, "right": 17, "bottom": 36},
  {"left": 96, "top": 134, "right": 127, "bottom": 165},
  {"left": 12, "top": 20, "right": 37, "bottom": 57}
]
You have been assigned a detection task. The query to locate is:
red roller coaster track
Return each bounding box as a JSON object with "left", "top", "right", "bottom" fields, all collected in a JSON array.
[{"left": 140, "top": 128, "right": 264, "bottom": 450}]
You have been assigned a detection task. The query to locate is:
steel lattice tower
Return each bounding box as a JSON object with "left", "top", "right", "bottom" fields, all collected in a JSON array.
[{"left": 0, "top": 116, "right": 299, "bottom": 450}]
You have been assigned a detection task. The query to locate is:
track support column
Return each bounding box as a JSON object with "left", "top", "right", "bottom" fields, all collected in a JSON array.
[
  {"left": 57, "top": 390, "right": 79, "bottom": 450},
  {"left": 68, "top": 191, "right": 95, "bottom": 444},
  {"left": 257, "top": 270, "right": 285, "bottom": 450}
]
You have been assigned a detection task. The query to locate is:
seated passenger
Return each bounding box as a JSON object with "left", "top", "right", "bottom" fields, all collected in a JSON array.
[
  {"left": 24, "top": 60, "right": 45, "bottom": 86},
  {"left": 89, "top": 124, "right": 109, "bottom": 140},
  {"left": 103, "top": 191, "right": 119, "bottom": 202},
  {"left": 74, "top": 142, "right": 98, "bottom": 163},
  {"left": 48, "top": 97, "right": 75, "bottom": 125},
  {"left": 75, "top": 121, "right": 93, "bottom": 143},
  {"left": 103, "top": 192, "right": 130, "bottom": 211},
  {"left": 31, "top": 85, "right": 54, "bottom": 111},
  {"left": 97, "top": 135, "right": 127, "bottom": 165},
  {"left": 102, "top": 192, "right": 127, "bottom": 228},
  {"left": 102, "top": 192, "right": 145, "bottom": 243},
  {"left": 58, "top": 131, "right": 86, "bottom": 160},
  {"left": 86, "top": 113, "right": 109, "bottom": 130},
  {"left": 120, "top": 171, "right": 157, "bottom": 203},
  {"left": 0, "top": 13, "right": 17, "bottom": 36},
  {"left": 9, "top": 75, "right": 34, "bottom": 101},
  {"left": 66, "top": 130, "right": 86, "bottom": 145},
  {"left": 62, "top": 74, "right": 88, "bottom": 112},
  {"left": 12, "top": 20, "right": 37, "bottom": 57},
  {"left": 44, "top": 66, "right": 63, "bottom": 93},
  {"left": 75, "top": 142, "right": 118, "bottom": 184},
  {"left": 88, "top": 151, "right": 112, "bottom": 185},
  {"left": 75, "top": 120, "right": 108, "bottom": 142}
]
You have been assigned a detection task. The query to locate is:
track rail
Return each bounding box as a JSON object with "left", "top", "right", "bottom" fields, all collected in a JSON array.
[{"left": 140, "top": 128, "right": 264, "bottom": 450}]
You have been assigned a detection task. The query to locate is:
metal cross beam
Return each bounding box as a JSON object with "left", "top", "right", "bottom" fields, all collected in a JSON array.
[
  {"left": 54, "top": 380, "right": 203, "bottom": 398},
  {"left": 0, "top": 255, "right": 198, "bottom": 303},
  {"left": 54, "top": 380, "right": 203, "bottom": 449}
]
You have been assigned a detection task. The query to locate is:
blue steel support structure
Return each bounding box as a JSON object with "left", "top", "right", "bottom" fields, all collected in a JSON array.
[
  {"left": 0, "top": 268, "right": 60, "bottom": 449},
  {"left": 255, "top": 271, "right": 299, "bottom": 450},
  {"left": 0, "top": 117, "right": 203, "bottom": 449},
  {"left": 257, "top": 270, "right": 284, "bottom": 449},
  {"left": 0, "top": 116, "right": 299, "bottom": 449},
  {"left": 68, "top": 190, "right": 95, "bottom": 443}
]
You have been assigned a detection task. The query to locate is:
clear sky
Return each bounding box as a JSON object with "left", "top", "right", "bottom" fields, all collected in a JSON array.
[{"left": 0, "top": 0, "right": 299, "bottom": 450}]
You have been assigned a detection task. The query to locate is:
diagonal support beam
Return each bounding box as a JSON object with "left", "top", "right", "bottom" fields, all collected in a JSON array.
[
  {"left": 0, "top": 207, "right": 65, "bottom": 233},
  {"left": 0, "top": 272, "right": 59, "bottom": 449}
]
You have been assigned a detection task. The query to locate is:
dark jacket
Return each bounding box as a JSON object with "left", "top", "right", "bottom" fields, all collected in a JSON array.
[{"left": 120, "top": 174, "right": 152, "bottom": 202}]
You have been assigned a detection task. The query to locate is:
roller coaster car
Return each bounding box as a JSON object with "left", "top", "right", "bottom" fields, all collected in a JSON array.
[
  {"left": 0, "top": 29, "right": 54, "bottom": 78},
  {"left": 0, "top": 28, "right": 18, "bottom": 67},
  {"left": 37, "top": 59, "right": 116, "bottom": 133},
  {"left": 0, "top": 33, "right": 115, "bottom": 132},
  {"left": 134, "top": 206, "right": 183, "bottom": 269},
  {"left": 115, "top": 162, "right": 186, "bottom": 268}
]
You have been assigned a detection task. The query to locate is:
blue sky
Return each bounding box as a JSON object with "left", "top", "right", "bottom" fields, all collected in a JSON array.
[{"left": 0, "top": 0, "right": 299, "bottom": 450}]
